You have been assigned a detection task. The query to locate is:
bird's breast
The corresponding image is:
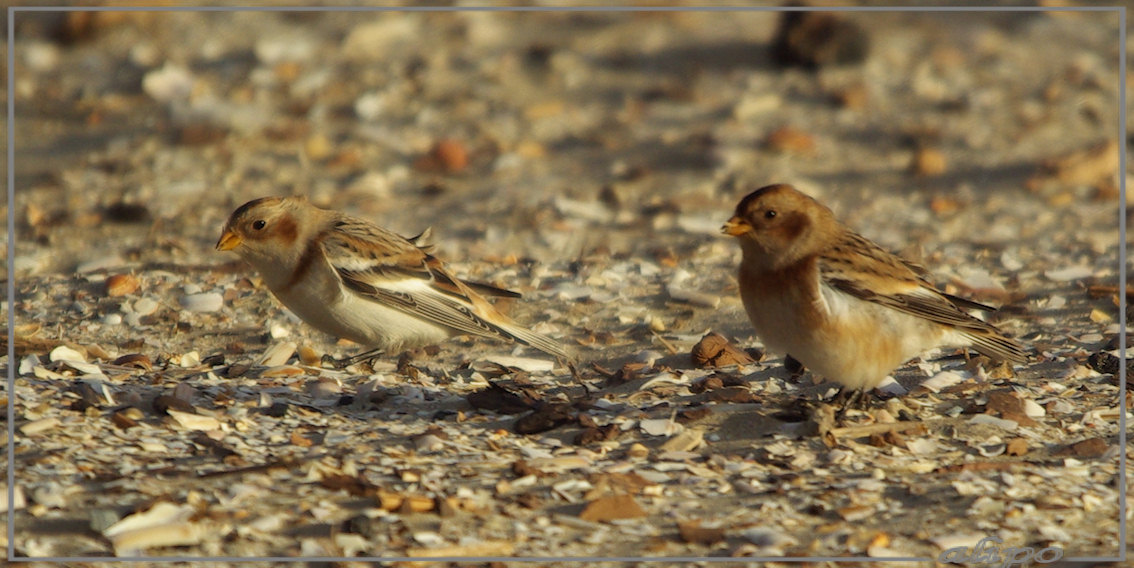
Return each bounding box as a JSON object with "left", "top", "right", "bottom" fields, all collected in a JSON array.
[{"left": 738, "top": 260, "right": 827, "bottom": 334}]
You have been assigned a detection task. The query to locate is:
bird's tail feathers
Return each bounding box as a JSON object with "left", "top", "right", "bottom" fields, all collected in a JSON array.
[
  {"left": 966, "top": 330, "right": 1027, "bottom": 364},
  {"left": 496, "top": 320, "right": 570, "bottom": 360}
]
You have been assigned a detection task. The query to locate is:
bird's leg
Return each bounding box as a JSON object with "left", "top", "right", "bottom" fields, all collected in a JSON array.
[
  {"left": 829, "top": 386, "right": 853, "bottom": 405},
  {"left": 324, "top": 348, "right": 386, "bottom": 370},
  {"left": 566, "top": 360, "right": 592, "bottom": 397},
  {"left": 833, "top": 387, "right": 863, "bottom": 423},
  {"left": 396, "top": 351, "right": 417, "bottom": 375},
  {"left": 856, "top": 389, "right": 873, "bottom": 411}
]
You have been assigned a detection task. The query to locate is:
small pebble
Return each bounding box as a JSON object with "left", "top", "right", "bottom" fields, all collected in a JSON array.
[
  {"left": 911, "top": 147, "right": 947, "bottom": 177},
  {"left": 179, "top": 351, "right": 201, "bottom": 367},
  {"left": 23, "top": 41, "right": 60, "bottom": 72},
  {"left": 166, "top": 410, "right": 221, "bottom": 431},
  {"left": 90, "top": 509, "right": 124, "bottom": 533},
  {"left": 1088, "top": 310, "right": 1111, "bottom": 324},
  {"left": 20, "top": 418, "right": 60, "bottom": 436},
  {"left": 626, "top": 443, "right": 649, "bottom": 459},
  {"left": 49, "top": 345, "right": 86, "bottom": 363},
  {"left": 968, "top": 414, "right": 1018, "bottom": 431},
  {"left": 111, "top": 410, "right": 140, "bottom": 430},
  {"left": 876, "top": 377, "right": 906, "bottom": 395},
  {"left": 765, "top": 126, "right": 816, "bottom": 154},
  {"left": 640, "top": 418, "right": 682, "bottom": 437},
  {"left": 414, "top": 434, "right": 446, "bottom": 452},
  {"left": 1023, "top": 399, "right": 1046, "bottom": 418},
  {"left": 118, "top": 407, "right": 145, "bottom": 421},
  {"left": 106, "top": 274, "right": 140, "bottom": 297},
  {"left": 741, "top": 527, "right": 797, "bottom": 548},
  {"left": 1044, "top": 266, "right": 1093, "bottom": 282},
  {"left": 18, "top": 354, "right": 40, "bottom": 375},
  {"left": 1000, "top": 251, "right": 1024, "bottom": 271},
  {"left": 305, "top": 377, "right": 342, "bottom": 399},
  {"left": 667, "top": 284, "right": 720, "bottom": 308},
  {"left": 1006, "top": 438, "right": 1029, "bottom": 456},
  {"left": 837, "top": 504, "right": 874, "bottom": 522},
  {"left": 180, "top": 292, "right": 223, "bottom": 313},
  {"left": 32, "top": 483, "right": 67, "bottom": 509},
  {"left": 659, "top": 429, "right": 704, "bottom": 452},
  {"left": 297, "top": 345, "right": 321, "bottom": 366},
  {"left": 84, "top": 380, "right": 116, "bottom": 405},
  {"left": 920, "top": 371, "right": 965, "bottom": 393},
  {"left": 172, "top": 382, "right": 197, "bottom": 403},
  {"left": 412, "top": 531, "right": 445, "bottom": 546},
  {"left": 133, "top": 298, "right": 159, "bottom": 316},
  {"left": 260, "top": 342, "right": 297, "bottom": 367},
  {"left": 260, "top": 365, "right": 304, "bottom": 378},
  {"left": 142, "top": 63, "right": 195, "bottom": 102}
]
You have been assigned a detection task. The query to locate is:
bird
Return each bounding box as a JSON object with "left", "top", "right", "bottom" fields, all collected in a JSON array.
[
  {"left": 216, "top": 196, "right": 568, "bottom": 363},
  {"left": 721, "top": 183, "right": 1026, "bottom": 406}
]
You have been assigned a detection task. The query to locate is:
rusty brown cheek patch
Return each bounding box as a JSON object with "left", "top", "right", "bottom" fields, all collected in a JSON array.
[
  {"left": 272, "top": 216, "right": 299, "bottom": 245},
  {"left": 773, "top": 211, "right": 809, "bottom": 242}
]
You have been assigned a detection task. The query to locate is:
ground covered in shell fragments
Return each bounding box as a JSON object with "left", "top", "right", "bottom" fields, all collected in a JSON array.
[{"left": 4, "top": 6, "right": 1129, "bottom": 564}]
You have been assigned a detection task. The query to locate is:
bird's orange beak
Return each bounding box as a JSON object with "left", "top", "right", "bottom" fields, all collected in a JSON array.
[
  {"left": 721, "top": 216, "right": 751, "bottom": 237},
  {"left": 216, "top": 230, "right": 242, "bottom": 251}
]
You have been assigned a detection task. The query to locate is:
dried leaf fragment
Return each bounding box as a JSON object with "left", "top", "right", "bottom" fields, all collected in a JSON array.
[
  {"left": 691, "top": 333, "right": 755, "bottom": 368},
  {"left": 514, "top": 404, "right": 574, "bottom": 435},
  {"left": 406, "top": 540, "right": 515, "bottom": 557},
  {"left": 1005, "top": 438, "right": 1029, "bottom": 456},
  {"left": 111, "top": 353, "right": 152, "bottom": 371},
  {"left": 467, "top": 383, "right": 537, "bottom": 415},
  {"left": 677, "top": 519, "right": 726, "bottom": 544},
  {"left": 983, "top": 389, "right": 1038, "bottom": 427},
  {"left": 320, "top": 473, "right": 377, "bottom": 497},
  {"left": 578, "top": 494, "right": 646, "bottom": 522},
  {"left": 165, "top": 409, "right": 221, "bottom": 431},
  {"left": 1055, "top": 437, "right": 1108, "bottom": 459},
  {"left": 1038, "top": 138, "right": 1119, "bottom": 187},
  {"left": 765, "top": 126, "right": 816, "bottom": 154}
]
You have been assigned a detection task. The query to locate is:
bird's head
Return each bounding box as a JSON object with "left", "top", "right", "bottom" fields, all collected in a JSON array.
[{"left": 722, "top": 183, "right": 840, "bottom": 269}]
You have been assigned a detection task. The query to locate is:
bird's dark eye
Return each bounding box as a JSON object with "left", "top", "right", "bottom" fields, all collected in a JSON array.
[
  {"left": 764, "top": 210, "right": 777, "bottom": 219},
  {"left": 251, "top": 220, "right": 267, "bottom": 230}
]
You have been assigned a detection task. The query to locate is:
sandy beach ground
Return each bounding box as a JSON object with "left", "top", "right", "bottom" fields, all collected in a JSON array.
[{"left": 4, "top": 5, "right": 1128, "bottom": 564}]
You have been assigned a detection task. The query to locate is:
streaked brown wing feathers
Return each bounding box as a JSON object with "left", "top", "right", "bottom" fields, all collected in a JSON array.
[{"left": 820, "top": 232, "right": 997, "bottom": 332}]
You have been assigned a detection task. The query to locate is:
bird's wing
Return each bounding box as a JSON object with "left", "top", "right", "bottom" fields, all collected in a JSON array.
[
  {"left": 818, "top": 231, "right": 1025, "bottom": 362},
  {"left": 320, "top": 217, "right": 564, "bottom": 357},
  {"left": 819, "top": 232, "right": 985, "bottom": 329},
  {"left": 318, "top": 218, "right": 506, "bottom": 335}
]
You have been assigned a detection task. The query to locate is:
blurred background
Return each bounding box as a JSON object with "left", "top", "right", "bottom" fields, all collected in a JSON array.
[{"left": 6, "top": 6, "right": 1122, "bottom": 275}]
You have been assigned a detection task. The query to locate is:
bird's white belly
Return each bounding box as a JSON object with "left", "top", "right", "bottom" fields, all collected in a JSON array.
[
  {"left": 745, "top": 281, "right": 948, "bottom": 390},
  {"left": 272, "top": 274, "right": 452, "bottom": 352}
]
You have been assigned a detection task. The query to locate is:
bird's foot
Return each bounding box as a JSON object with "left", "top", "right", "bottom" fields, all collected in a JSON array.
[
  {"left": 830, "top": 387, "right": 874, "bottom": 424},
  {"left": 324, "top": 348, "right": 385, "bottom": 370}
]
